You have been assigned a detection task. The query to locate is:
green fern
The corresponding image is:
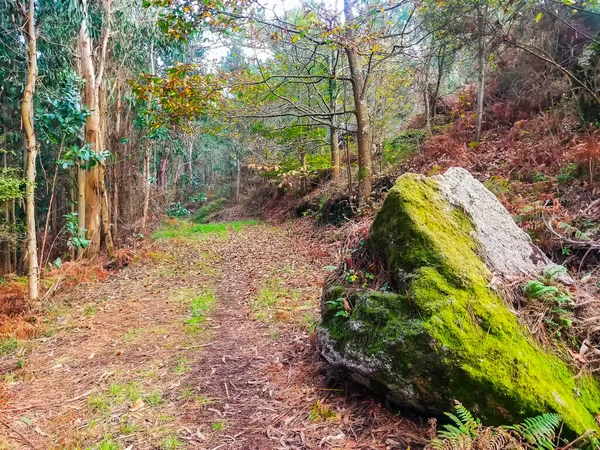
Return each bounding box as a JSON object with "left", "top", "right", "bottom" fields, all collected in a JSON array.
[
  {"left": 522, "top": 280, "right": 572, "bottom": 305},
  {"left": 505, "top": 413, "right": 562, "bottom": 450},
  {"left": 523, "top": 280, "right": 560, "bottom": 299},
  {"left": 435, "top": 402, "right": 480, "bottom": 442}
]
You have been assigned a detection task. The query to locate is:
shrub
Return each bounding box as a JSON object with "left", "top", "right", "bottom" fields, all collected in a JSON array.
[
  {"left": 166, "top": 202, "right": 190, "bottom": 219},
  {"left": 193, "top": 198, "right": 227, "bottom": 224}
]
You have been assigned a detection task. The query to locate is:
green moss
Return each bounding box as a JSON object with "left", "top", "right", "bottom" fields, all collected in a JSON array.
[{"left": 322, "top": 173, "right": 600, "bottom": 435}]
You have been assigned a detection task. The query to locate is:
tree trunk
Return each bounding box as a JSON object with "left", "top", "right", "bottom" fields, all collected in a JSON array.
[
  {"left": 112, "top": 81, "right": 121, "bottom": 237},
  {"left": 475, "top": 4, "right": 485, "bottom": 143},
  {"left": 236, "top": 157, "right": 241, "bottom": 202},
  {"left": 80, "top": 13, "right": 101, "bottom": 255},
  {"left": 99, "top": 164, "right": 115, "bottom": 257},
  {"left": 158, "top": 152, "right": 168, "bottom": 193},
  {"left": 98, "top": 84, "right": 114, "bottom": 258},
  {"left": 346, "top": 47, "right": 372, "bottom": 203},
  {"left": 3, "top": 153, "right": 10, "bottom": 274},
  {"left": 330, "top": 127, "right": 340, "bottom": 180},
  {"left": 77, "top": 165, "right": 86, "bottom": 259},
  {"left": 328, "top": 50, "right": 340, "bottom": 181},
  {"left": 188, "top": 139, "right": 193, "bottom": 181},
  {"left": 141, "top": 144, "right": 151, "bottom": 232},
  {"left": 80, "top": 0, "right": 111, "bottom": 257},
  {"left": 344, "top": 0, "right": 372, "bottom": 204},
  {"left": 21, "top": 0, "right": 39, "bottom": 300},
  {"left": 141, "top": 42, "right": 154, "bottom": 232}
]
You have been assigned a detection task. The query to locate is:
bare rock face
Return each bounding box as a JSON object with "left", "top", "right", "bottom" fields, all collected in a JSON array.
[
  {"left": 435, "top": 167, "right": 554, "bottom": 279},
  {"left": 318, "top": 168, "right": 597, "bottom": 434}
]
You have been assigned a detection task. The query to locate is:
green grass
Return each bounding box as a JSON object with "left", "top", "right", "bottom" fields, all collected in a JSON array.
[
  {"left": 185, "top": 290, "right": 215, "bottom": 333},
  {"left": 145, "top": 390, "right": 165, "bottom": 407},
  {"left": 119, "top": 416, "right": 141, "bottom": 434},
  {"left": 174, "top": 357, "right": 190, "bottom": 375},
  {"left": 211, "top": 420, "right": 227, "bottom": 431},
  {"left": 122, "top": 327, "right": 143, "bottom": 343},
  {"left": 152, "top": 220, "right": 259, "bottom": 240},
  {"left": 251, "top": 277, "right": 316, "bottom": 330},
  {"left": 0, "top": 337, "right": 19, "bottom": 356},
  {"left": 160, "top": 434, "right": 185, "bottom": 449},
  {"left": 85, "top": 435, "right": 121, "bottom": 450},
  {"left": 87, "top": 381, "right": 144, "bottom": 415}
]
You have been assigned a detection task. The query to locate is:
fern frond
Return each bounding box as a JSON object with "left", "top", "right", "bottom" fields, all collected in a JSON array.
[
  {"left": 439, "top": 424, "right": 468, "bottom": 440},
  {"left": 455, "top": 403, "right": 477, "bottom": 428},
  {"left": 505, "top": 413, "right": 562, "bottom": 450}
]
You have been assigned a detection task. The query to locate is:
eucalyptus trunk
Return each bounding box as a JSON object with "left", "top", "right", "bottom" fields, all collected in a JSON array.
[{"left": 21, "top": 0, "right": 39, "bottom": 300}]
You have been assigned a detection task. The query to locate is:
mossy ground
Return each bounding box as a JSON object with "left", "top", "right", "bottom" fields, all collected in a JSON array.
[{"left": 321, "top": 173, "right": 600, "bottom": 435}]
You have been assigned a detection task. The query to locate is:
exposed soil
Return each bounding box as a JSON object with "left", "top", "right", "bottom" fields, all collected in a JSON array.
[{"left": 0, "top": 221, "right": 428, "bottom": 450}]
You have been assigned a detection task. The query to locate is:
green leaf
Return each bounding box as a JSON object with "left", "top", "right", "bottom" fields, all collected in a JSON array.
[
  {"left": 535, "top": 12, "right": 543, "bottom": 22},
  {"left": 20, "top": 417, "right": 32, "bottom": 426}
]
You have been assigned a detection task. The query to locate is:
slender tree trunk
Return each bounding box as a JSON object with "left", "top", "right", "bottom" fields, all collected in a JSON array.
[
  {"left": 141, "top": 42, "right": 154, "bottom": 232},
  {"left": 236, "top": 157, "right": 241, "bottom": 203},
  {"left": 188, "top": 139, "right": 193, "bottom": 181},
  {"left": 77, "top": 165, "right": 86, "bottom": 259},
  {"left": 3, "top": 201, "right": 9, "bottom": 274},
  {"left": 157, "top": 152, "right": 168, "bottom": 193},
  {"left": 80, "top": 13, "right": 101, "bottom": 255},
  {"left": 11, "top": 200, "right": 16, "bottom": 269},
  {"left": 40, "top": 141, "right": 63, "bottom": 268},
  {"left": 3, "top": 153, "right": 10, "bottom": 274},
  {"left": 112, "top": 81, "right": 121, "bottom": 237},
  {"left": 141, "top": 147, "right": 151, "bottom": 231},
  {"left": 345, "top": 135, "right": 352, "bottom": 193},
  {"left": 99, "top": 165, "right": 114, "bottom": 257},
  {"left": 98, "top": 84, "right": 114, "bottom": 258},
  {"left": 344, "top": 0, "right": 372, "bottom": 204},
  {"left": 328, "top": 50, "right": 340, "bottom": 181},
  {"left": 475, "top": 4, "right": 485, "bottom": 143},
  {"left": 346, "top": 47, "right": 372, "bottom": 203},
  {"left": 330, "top": 127, "right": 340, "bottom": 180},
  {"left": 21, "top": 0, "right": 39, "bottom": 300}
]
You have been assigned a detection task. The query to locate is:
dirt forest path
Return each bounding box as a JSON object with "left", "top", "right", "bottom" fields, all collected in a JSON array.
[{"left": 0, "top": 221, "right": 427, "bottom": 450}]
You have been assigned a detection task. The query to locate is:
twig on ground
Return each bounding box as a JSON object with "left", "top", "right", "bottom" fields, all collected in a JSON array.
[
  {"left": 0, "top": 389, "right": 95, "bottom": 412},
  {"left": 0, "top": 416, "right": 39, "bottom": 450}
]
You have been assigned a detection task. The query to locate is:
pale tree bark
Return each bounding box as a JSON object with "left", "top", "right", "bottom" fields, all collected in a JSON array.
[
  {"left": 112, "top": 80, "right": 122, "bottom": 237},
  {"left": 3, "top": 152, "right": 10, "bottom": 274},
  {"left": 21, "top": 0, "right": 39, "bottom": 300},
  {"left": 344, "top": 0, "right": 372, "bottom": 204},
  {"left": 79, "top": 0, "right": 113, "bottom": 257},
  {"left": 98, "top": 84, "right": 115, "bottom": 258},
  {"left": 330, "top": 127, "right": 340, "bottom": 180},
  {"left": 475, "top": 3, "right": 485, "bottom": 143},
  {"left": 188, "top": 137, "right": 193, "bottom": 181},
  {"left": 236, "top": 156, "right": 241, "bottom": 203},
  {"left": 141, "top": 41, "right": 155, "bottom": 232},
  {"left": 80, "top": 10, "right": 101, "bottom": 254},
  {"left": 77, "top": 165, "right": 86, "bottom": 259}
]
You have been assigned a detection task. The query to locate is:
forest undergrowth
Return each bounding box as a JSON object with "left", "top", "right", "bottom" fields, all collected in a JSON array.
[{"left": 0, "top": 219, "right": 428, "bottom": 450}]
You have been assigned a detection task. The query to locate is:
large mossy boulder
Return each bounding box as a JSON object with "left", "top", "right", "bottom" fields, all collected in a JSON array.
[{"left": 318, "top": 168, "right": 600, "bottom": 434}]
